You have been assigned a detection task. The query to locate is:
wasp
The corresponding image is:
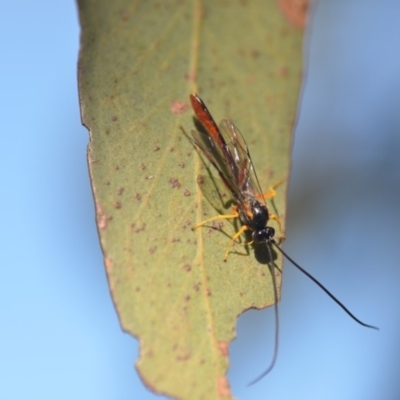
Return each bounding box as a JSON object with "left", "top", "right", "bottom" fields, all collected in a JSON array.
[{"left": 189, "top": 93, "right": 378, "bottom": 385}]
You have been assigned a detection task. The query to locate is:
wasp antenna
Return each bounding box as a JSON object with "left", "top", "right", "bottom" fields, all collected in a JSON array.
[
  {"left": 248, "top": 244, "right": 280, "bottom": 386},
  {"left": 271, "top": 240, "right": 379, "bottom": 331}
]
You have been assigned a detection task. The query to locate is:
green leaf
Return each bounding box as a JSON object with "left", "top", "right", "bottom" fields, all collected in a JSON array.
[{"left": 78, "top": 1, "right": 303, "bottom": 399}]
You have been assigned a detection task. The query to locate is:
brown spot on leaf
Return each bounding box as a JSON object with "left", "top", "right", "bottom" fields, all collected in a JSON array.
[
  {"left": 120, "top": 11, "right": 129, "bottom": 21},
  {"left": 211, "top": 221, "right": 224, "bottom": 230},
  {"left": 132, "top": 222, "right": 146, "bottom": 233},
  {"left": 206, "top": 228, "right": 215, "bottom": 237},
  {"left": 105, "top": 257, "right": 113, "bottom": 274},
  {"left": 183, "top": 263, "right": 191, "bottom": 272},
  {"left": 153, "top": 146, "right": 160, "bottom": 152},
  {"left": 183, "top": 189, "right": 191, "bottom": 196},
  {"left": 134, "top": 193, "right": 142, "bottom": 201},
  {"left": 279, "top": 66, "right": 289, "bottom": 78},
  {"left": 111, "top": 116, "right": 118, "bottom": 121},
  {"left": 278, "top": 0, "right": 309, "bottom": 29},
  {"left": 96, "top": 204, "right": 110, "bottom": 230},
  {"left": 193, "top": 282, "right": 201, "bottom": 291},
  {"left": 218, "top": 341, "right": 229, "bottom": 357},
  {"left": 139, "top": 163, "right": 146, "bottom": 170},
  {"left": 178, "top": 162, "right": 185, "bottom": 168},
  {"left": 171, "top": 100, "right": 189, "bottom": 115},
  {"left": 176, "top": 352, "right": 191, "bottom": 361},
  {"left": 114, "top": 201, "right": 122, "bottom": 209},
  {"left": 246, "top": 74, "right": 255, "bottom": 83},
  {"left": 117, "top": 187, "right": 124, "bottom": 196},
  {"left": 217, "top": 376, "right": 232, "bottom": 398},
  {"left": 169, "top": 178, "right": 181, "bottom": 188},
  {"left": 149, "top": 246, "right": 157, "bottom": 254},
  {"left": 184, "top": 72, "right": 196, "bottom": 82}
]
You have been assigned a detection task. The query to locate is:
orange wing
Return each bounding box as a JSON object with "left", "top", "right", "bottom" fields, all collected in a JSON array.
[{"left": 190, "top": 93, "right": 265, "bottom": 206}]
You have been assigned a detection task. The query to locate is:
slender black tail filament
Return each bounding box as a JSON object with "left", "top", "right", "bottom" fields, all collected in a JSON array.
[{"left": 248, "top": 239, "right": 379, "bottom": 386}]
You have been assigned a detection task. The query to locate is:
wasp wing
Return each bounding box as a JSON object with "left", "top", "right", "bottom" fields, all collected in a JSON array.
[
  {"left": 191, "top": 127, "right": 238, "bottom": 197},
  {"left": 218, "top": 119, "right": 266, "bottom": 205},
  {"left": 190, "top": 94, "right": 242, "bottom": 197}
]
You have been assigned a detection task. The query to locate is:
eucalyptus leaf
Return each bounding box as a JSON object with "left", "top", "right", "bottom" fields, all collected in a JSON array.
[{"left": 78, "top": 1, "right": 304, "bottom": 399}]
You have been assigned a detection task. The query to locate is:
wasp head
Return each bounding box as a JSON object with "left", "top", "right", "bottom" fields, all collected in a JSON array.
[{"left": 252, "top": 226, "right": 275, "bottom": 243}]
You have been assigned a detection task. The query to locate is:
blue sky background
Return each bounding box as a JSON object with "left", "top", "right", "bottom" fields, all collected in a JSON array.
[{"left": 1, "top": 1, "right": 400, "bottom": 399}]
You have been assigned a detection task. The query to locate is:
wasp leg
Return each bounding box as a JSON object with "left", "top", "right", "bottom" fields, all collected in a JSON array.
[
  {"left": 269, "top": 213, "right": 286, "bottom": 240},
  {"left": 192, "top": 207, "right": 239, "bottom": 231},
  {"left": 261, "top": 179, "right": 284, "bottom": 200},
  {"left": 259, "top": 180, "right": 286, "bottom": 239},
  {"left": 224, "top": 225, "right": 250, "bottom": 261},
  {"left": 234, "top": 239, "right": 254, "bottom": 247}
]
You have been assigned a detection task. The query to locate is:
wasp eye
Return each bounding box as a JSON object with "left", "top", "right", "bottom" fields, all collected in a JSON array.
[{"left": 267, "top": 227, "right": 275, "bottom": 238}]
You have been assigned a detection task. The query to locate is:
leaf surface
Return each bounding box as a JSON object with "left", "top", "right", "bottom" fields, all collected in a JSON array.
[{"left": 78, "top": 1, "right": 304, "bottom": 399}]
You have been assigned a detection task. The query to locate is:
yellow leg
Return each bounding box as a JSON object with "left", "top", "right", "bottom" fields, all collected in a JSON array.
[
  {"left": 192, "top": 208, "right": 239, "bottom": 231},
  {"left": 224, "top": 225, "right": 249, "bottom": 261},
  {"left": 261, "top": 179, "right": 284, "bottom": 200},
  {"left": 269, "top": 213, "right": 286, "bottom": 240},
  {"left": 261, "top": 180, "right": 286, "bottom": 239}
]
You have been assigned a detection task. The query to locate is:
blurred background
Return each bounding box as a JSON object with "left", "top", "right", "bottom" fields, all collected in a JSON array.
[{"left": 1, "top": 1, "right": 399, "bottom": 399}]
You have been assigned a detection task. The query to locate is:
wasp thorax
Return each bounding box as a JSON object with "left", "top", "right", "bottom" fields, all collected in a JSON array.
[{"left": 248, "top": 200, "right": 269, "bottom": 230}]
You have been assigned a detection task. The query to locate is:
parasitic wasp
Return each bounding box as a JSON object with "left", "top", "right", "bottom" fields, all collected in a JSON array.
[{"left": 189, "top": 93, "right": 378, "bottom": 385}]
